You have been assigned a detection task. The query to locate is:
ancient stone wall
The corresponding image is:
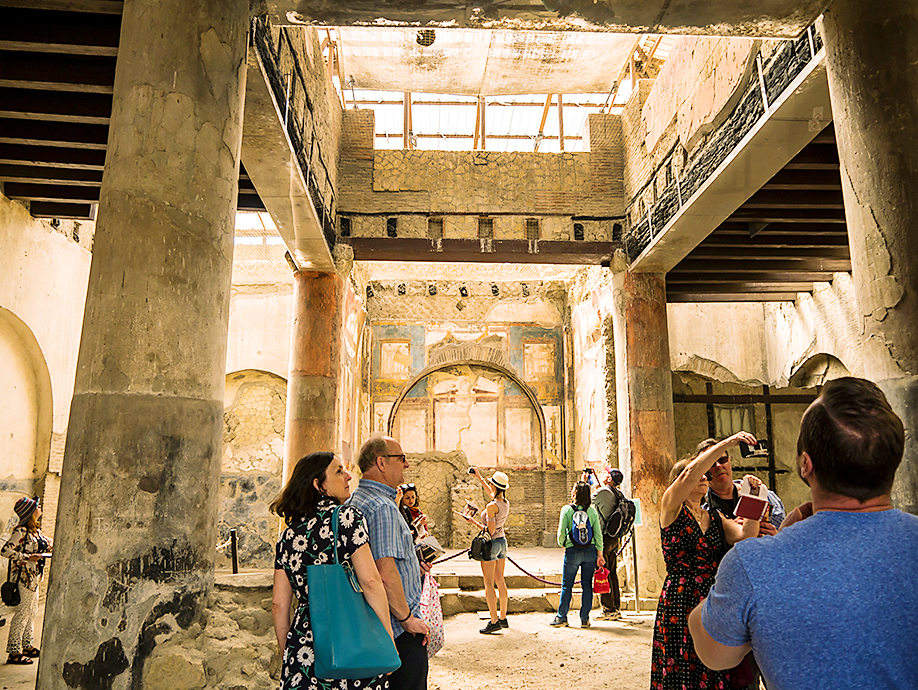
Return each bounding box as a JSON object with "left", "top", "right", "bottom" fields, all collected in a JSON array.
[
  {"left": 219, "top": 370, "right": 287, "bottom": 569},
  {"left": 337, "top": 109, "right": 625, "bottom": 244}
]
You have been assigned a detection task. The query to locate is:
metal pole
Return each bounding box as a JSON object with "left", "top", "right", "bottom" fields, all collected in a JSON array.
[
  {"left": 230, "top": 528, "right": 239, "bottom": 575},
  {"left": 631, "top": 526, "right": 639, "bottom": 613}
]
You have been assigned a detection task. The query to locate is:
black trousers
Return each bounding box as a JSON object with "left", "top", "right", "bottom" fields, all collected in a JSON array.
[
  {"left": 390, "top": 630, "right": 428, "bottom": 690},
  {"left": 600, "top": 537, "right": 621, "bottom": 613}
]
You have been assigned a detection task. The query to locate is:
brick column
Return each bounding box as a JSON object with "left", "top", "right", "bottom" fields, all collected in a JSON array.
[
  {"left": 283, "top": 270, "right": 344, "bottom": 481},
  {"left": 612, "top": 267, "right": 674, "bottom": 599}
]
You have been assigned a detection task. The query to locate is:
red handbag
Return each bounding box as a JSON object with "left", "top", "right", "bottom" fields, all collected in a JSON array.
[{"left": 592, "top": 567, "right": 611, "bottom": 594}]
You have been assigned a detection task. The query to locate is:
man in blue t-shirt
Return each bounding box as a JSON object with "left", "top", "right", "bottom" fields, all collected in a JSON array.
[{"left": 688, "top": 377, "right": 918, "bottom": 690}]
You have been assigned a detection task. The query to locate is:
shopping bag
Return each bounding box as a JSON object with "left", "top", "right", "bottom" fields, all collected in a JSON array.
[
  {"left": 419, "top": 573, "right": 444, "bottom": 658},
  {"left": 592, "top": 566, "right": 611, "bottom": 595}
]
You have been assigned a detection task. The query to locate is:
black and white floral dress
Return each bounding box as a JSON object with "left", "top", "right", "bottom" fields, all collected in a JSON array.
[{"left": 275, "top": 498, "right": 389, "bottom": 690}]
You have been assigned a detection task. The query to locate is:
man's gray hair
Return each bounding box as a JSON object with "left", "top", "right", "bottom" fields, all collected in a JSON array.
[{"left": 357, "top": 436, "right": 390, "bottom": 473}]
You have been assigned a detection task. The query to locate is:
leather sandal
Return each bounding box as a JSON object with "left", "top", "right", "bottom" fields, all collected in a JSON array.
[
  {"left": 22, "top": 646, "right": 40, "bottom": 658},
  {"left": 7, "top": 654, "right": 34, "bottom": 665}
]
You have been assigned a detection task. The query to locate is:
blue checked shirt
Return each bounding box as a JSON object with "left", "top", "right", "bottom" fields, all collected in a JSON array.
[{"left": 347, "top": 478, "right": 422, "bottom": 637}]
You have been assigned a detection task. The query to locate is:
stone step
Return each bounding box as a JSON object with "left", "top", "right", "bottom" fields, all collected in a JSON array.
[{"left": 434, "top": 573, "right": 560, "bottom": 590}]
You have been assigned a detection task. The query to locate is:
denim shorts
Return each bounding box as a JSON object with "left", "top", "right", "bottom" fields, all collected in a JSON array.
[{"left": 483, "top": 536, "right": 507, "bottom": 561}]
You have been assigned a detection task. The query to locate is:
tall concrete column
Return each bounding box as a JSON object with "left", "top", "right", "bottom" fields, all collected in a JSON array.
[
  {"left": 283, "top": 270, "right": 343, "bottom": 480},
  {"left": 612, "top": 261, "right": 674, "bottom": 599},
  {"left": 822, "top": 0, "right": 918, "bottom": 513},
  {"left": 39, "top": 1, "right": 248, "bottom": 688}
]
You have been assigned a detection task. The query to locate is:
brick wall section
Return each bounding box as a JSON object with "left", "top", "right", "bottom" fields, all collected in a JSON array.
[{"left": 338, "top": 109, "right": 626, "bottom": 243}]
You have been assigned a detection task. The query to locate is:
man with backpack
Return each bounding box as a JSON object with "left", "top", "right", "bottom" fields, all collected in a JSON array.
[{"left": 587, "top": 468, "right": 636, "bottom": 621}]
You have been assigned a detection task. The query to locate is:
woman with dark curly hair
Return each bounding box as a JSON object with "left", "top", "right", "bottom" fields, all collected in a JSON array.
[{"left": 271, "top": 452, "right": 393, "bottom": 690}]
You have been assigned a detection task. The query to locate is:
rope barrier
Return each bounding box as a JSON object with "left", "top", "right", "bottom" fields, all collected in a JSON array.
[{"left": 431, "top": 529, "right": 634, "bottom": 587}]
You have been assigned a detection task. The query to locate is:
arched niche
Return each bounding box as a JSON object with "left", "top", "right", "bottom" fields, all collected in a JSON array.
[
  {"left": 788, "top": 353, "right": 851, "bottom": 388},
  {"left": 0, "top": 308, "right": 53, "bottom": 482},
  {"left": 387, "top": 359, "right": 547, "bottom": 467}
]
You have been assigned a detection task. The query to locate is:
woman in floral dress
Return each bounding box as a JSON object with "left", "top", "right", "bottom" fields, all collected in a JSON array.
[
  {"left": 271, "top": 452, "right": 392, "bottom": 690},
  {"left": 650, "top": 432, "right": 761, "bottom": 690}
]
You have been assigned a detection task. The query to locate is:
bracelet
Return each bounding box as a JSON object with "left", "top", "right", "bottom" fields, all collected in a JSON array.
[{"left": 396, "top": 611, "right": 412, "bottom": 623}]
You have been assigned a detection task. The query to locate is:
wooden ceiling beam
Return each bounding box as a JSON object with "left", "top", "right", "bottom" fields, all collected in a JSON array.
[
  {"left": 671, "top": 258, "right": 851, "bottom": 273},
  {"left": 0, "top": 163, "right": 102, "bottom": 185},
  {"left": 0, "top": 87, "right": 112, "bottom": 123},
  {"left": 668, "top": 292, "right": 804, "bottom": 302},
  {"left": 0, "top": 117, "right": 108, "bottom": 148},
  {"left": 0, "top": 143, "right": 106, "bottom": 168},
  {"left": 0, "top": 50, "right": 116, "bottom": 92},
  {"left": 666, "top": 282, "right": 816, "bottom": 293},
  {"left": 0, "top": 7, "right": 120, "bottom": 56},
  {"left": 4, "top": 181, "right": 100, "bottom": 202},
  {"left": 742, "top": 189, "right": 844, "bottom": 208},
  {"left": 28, "top": 200, "right": 94, "bottom": 219},
  {"left": 701, "top": 233, "right": 849, "bottom": 248},
  {"left": 667, "top": 271, "right": 836, "bottom": 282},
  {"left": 727, "top": 208, "right": 847, "bottom": 223},
  {"left": 685, "top": 246, "right": 850, "bottom": 261},
  {"left": 341, "top": 237, "right": 615, "bottom": 265}
]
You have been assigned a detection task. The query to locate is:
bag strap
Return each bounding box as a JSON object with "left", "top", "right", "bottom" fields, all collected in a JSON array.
[{"left": 331, "top": 505, "right": 342, "bottom": 566}]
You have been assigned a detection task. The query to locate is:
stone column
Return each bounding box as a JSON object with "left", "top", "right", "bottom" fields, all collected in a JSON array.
[
  {"left": 612, "top": 260, "right": 674, "bottom": 600},
  {"left": 822, "top": 0, "right": 918, "bottom": 513},
  {"left": 283, "top": 270, "right": 343, "bottom": 481},
  {"left": 38, "top": 0, "right": 248, "bottom": 688}
]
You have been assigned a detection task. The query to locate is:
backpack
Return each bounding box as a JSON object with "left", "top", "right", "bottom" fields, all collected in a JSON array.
[
  {"left": 569, "top": 505, "right": 593, "bottom": 546},
  {"left": 602, "top": 487, "right": 636, "bottom": 540}
]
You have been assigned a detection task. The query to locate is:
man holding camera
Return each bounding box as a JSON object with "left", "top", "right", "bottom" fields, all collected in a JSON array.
[
  {"left": 698, "top": 437, "right": 785, "bottom": 534},
  {"left": 582, "top": 467, "right": 627, "bottom": 620},
  {"left": 688, "top": 377, "right": 918, "bottom": 690}
]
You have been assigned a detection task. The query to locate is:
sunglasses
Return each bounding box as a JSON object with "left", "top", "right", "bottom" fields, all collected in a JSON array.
[
  {"left": 704, "top": 454, "right": 731, "bottom": 480},
  {"left": 399, "top": 483, "right": 416, "bottom": 491}
]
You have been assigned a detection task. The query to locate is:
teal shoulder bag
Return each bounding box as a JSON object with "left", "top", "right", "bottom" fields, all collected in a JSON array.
[{"left": 307, "top": 505, "right": 402, "bottom": 680}]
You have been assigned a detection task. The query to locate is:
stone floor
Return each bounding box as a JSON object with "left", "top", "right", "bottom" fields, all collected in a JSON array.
[{"left": 0, "top": 548, "right": 655, "bottom": 689}]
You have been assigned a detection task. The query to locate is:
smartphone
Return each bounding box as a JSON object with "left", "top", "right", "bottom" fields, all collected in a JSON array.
[
  {"left": 739, "top": 439, "right": 770, "bottom": 458},
  {"left": 583, "top": 468, "right": 594, "bottom": 475}
]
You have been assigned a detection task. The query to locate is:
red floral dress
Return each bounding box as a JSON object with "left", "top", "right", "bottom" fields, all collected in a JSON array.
[{"left": 650, "top": 504, "right": 730, "bottom": 690}]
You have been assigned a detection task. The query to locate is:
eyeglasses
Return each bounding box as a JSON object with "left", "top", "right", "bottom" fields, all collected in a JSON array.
[
  {"left": 382, "top": 453, "right": 407, "bottom": 462},
  {"left": 399, "top": 483, "right": 416, "bottom": 491},
  {"left": 705, "top": 455, "right": 731, "bottom": 480}
]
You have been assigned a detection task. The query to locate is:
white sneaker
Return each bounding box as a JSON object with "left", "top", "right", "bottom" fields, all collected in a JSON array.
[{"left": 599, "top": 611, "right": 622, "bottom": 621}]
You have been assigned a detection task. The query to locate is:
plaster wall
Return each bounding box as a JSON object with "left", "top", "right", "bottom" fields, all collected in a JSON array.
[
  {"left": 0, "top": 193, "right": 90, "bottom": 535},
  {"left": 668, "top": 276, "right": 862, "bottom": 387},
  {"left": 225, "top": 281, "right": 293, "bottom": 379},
  {"left": 219, "top": 370, "right": 287, "bottom": 569},
  {"left": 567, "top": 266, "right": 617, "bottom": 472}
]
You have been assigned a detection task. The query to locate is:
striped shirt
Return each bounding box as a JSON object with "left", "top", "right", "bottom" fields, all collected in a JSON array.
[{"left": 347, "top": 478, "right": 422, "bottom": 638}]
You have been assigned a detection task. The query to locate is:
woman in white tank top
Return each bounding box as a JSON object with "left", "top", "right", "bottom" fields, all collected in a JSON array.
[{"left": 469, "top": 468, "right": 511, "bottom": 635}]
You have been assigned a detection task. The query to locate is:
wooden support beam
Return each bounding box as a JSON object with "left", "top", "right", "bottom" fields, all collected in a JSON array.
[
  {"left": 479, "top": 95, "right": 486, "bottom": 151},
  {"left": 403, "top": 91, "right": 410, "bottom": 149},
  {"left": 667, "top": 293, "right": 803, "bottom": 303},
  {"left": 557, "top": 93, "right": 564, "bottom": 152},
  {"left": 0, "top": 163, "right": 102, "bottom": 185},
  {"left": 535, "top": 94, "right": 552, "bottom": 153},
  {"left": 728, "top": 208, "right": 847, "bottom": 223},
  {"left": 341, "top": 237, "right": 616, "bottom": 265},
  {"left": 3, "top": 181, "right": 100, "bottom": 202},
  {"left": 472, "top": 97, "right": 481, "bottom": 150}
]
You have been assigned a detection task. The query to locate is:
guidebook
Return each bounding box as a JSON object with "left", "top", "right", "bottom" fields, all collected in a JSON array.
[{"left": 734, "top": 476, "right": 769, "bottom": 520}]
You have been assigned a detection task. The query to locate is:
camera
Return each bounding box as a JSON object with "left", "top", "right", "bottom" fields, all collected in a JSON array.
[
  {"left": 583, "top": 468, "right": 594, "bottom": 474},
  {"left": 468, "top": 467, "right": 476, "bottom": 475},
  {"left": 739, "top": 439, "right": 770, "bottom": 458}
]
